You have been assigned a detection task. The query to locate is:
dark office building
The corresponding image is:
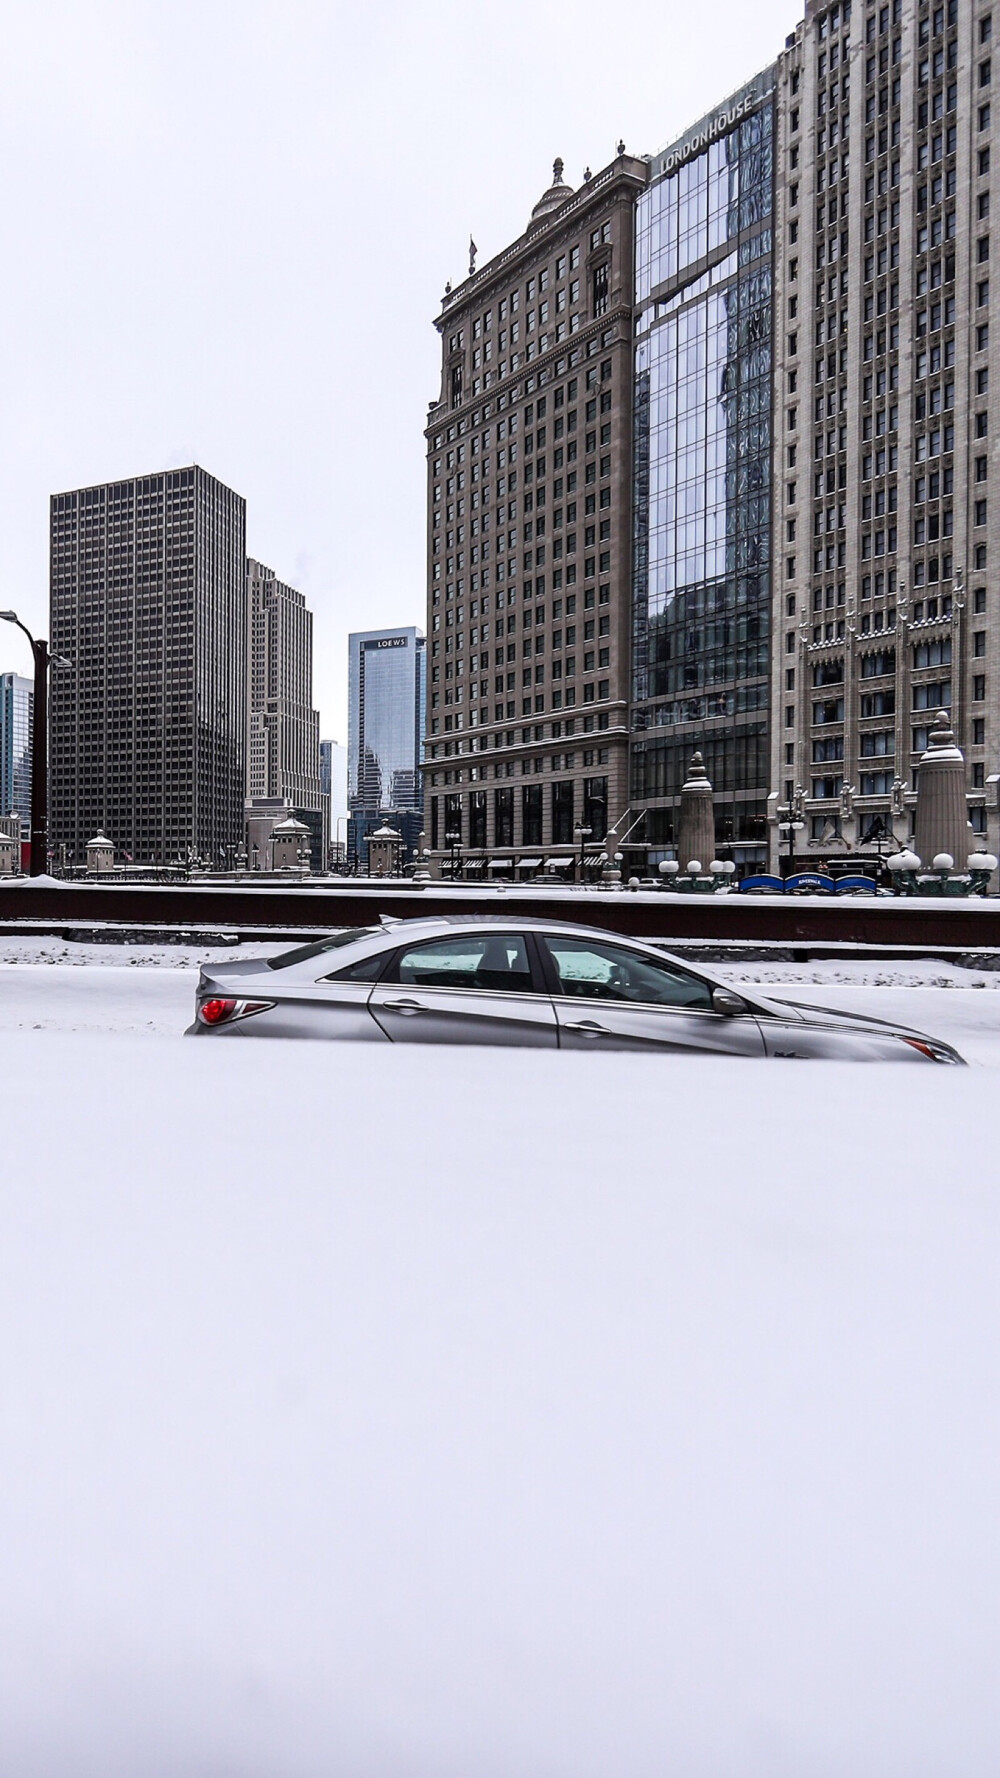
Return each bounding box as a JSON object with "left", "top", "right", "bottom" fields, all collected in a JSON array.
[
  {"left": 49, "top": 465, "right": 247, "bottom": 865},
  {"left": 424, "top": 151, "right": 647, "bottom": 874}
]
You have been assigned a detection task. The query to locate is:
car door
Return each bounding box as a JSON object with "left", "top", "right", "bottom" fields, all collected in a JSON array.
[
  {"left": 539, "top": 933, "right": 765, "bottom": 1057},
  {"left": 237, "top": 944, "right": 394, "bottom": 1041},
  {"left": 368, "top": 930, "right": 557, "bottom": 1046}
]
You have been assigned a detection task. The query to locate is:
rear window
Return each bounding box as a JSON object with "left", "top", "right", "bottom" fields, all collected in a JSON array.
[{"left": 266, "top": 929, "right": 376, "bottom": 971}]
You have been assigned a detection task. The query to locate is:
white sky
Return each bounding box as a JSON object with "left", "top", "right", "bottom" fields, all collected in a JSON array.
[{"left": 0, "top": 0, "right": 800, "bottom": 738}]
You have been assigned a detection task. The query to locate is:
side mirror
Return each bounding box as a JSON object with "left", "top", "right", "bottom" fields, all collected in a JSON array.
[{"left": 712, "top": 986, "right": 747, "bottom": 1018}]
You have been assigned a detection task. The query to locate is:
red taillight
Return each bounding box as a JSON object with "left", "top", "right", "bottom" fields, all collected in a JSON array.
[{"left": 199, "top": 997, "right": 236, "bottom": 1025}]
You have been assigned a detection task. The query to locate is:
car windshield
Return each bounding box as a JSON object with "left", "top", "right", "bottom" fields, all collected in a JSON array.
[{"left": 266, "top": 929, "right": 377, "bottom": 970}]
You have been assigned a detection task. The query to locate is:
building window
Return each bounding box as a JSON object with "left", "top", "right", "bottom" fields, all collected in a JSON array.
[
  {"left": 522, "top": 782, "right": 542, "bottom": 845},
  {"left": 494, "top": 785, "right": 514, "bottom": 845},
  {"left": 469, "top": 790, "right": 487, "bottom": 847},
  {"left": 551, "top": 779, "right": 574, "bottom": 843},
  {"left": 591, "top": 263, "right": 609, "bottom": 318}
]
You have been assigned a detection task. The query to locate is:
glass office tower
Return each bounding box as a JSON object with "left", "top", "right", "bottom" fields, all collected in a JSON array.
[
  {"left": 631, "top": 69, "right": 777, "bottom": 865},
  {"left": 0, "top": 672, "right": 33, "bottom": 837},
  {"left": 347, "top": 627, "right": 425, "bottom": 812}
]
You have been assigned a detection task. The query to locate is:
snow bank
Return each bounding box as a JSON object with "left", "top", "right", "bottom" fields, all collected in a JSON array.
[
  {"left": 0, "top": 1035, "right": 996, "bottom": 1775},
  {"left": 3, "top": 872, "right": 65, "bottom": 888}
]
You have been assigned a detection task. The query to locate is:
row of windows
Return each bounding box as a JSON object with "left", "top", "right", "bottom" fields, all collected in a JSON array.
[{"left": 449, "top": 240, "right": 600, "bottom": 354}]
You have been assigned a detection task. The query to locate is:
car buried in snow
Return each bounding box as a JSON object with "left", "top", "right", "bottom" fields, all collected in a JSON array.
[{"left": 185, "top": 916, "right": 965, "bottom": 1063}]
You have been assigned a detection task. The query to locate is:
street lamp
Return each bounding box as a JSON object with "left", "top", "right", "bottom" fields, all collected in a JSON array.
[
  {"left": 775, "top": 785, "right": 806, "bottom": 878},
  {"left": 335, "top": 813, "right": 349, "bottom": 869},
  {"left": 860, "top": 811, "right": 894, "bottom": 884},
  {"left": 574, "top": 820, "right": 592, "bottom": 884},
  {"left": 0, "top": 610, "right": 71, "bottom": 876},
  {"left": 411, "top": 830, "right": 432, "bottom": 882},
  {"left": 445, "top": 827, "right": 461, "bottom": 881}
]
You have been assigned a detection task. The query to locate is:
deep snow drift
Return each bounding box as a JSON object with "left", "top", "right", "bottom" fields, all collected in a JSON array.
[{"left": 0, "top": 1033, "right": 997, "bottom": 1776}]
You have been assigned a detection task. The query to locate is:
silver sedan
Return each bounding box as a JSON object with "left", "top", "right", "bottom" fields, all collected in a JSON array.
[{"left": 185, "top": 917, "right": 964, "bottom": 1062}]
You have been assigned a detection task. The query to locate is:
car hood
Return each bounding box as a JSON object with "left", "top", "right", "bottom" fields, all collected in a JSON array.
[{"left": 750, "top": 990, "right": 934, "bottom": 1040}]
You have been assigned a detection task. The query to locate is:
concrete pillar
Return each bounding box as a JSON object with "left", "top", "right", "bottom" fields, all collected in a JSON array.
[
  {"left": 913, "top": 711, "right": 971, "bottom": 869},
  {"left": 676, "top": 752, "right": 716, "bottom": 872}
]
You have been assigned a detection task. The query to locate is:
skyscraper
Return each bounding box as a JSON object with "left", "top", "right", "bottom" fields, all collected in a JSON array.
[
  {"left": 246, "top": 558, "right": 322, "bottom": 850},
  {"left": 424, "top": 152, "right": 646, "bottom": 872},
  {"left": 347, "top": 627, "right": 425, "bottom": 812},
  {"left": 49, "top": 465, "right": 247, "bottom": 865},
  {"left": 320, "top": 737, "right": 349, "bottom": 859},
  {"left": 772, "top": 0, "right": 997, "bottom": 869},
  {"left": 631, "top": 71, "right": 777, "bottom": 870},
  {"left": 0, "top": 672, "right": 32, "bottom": 840}
]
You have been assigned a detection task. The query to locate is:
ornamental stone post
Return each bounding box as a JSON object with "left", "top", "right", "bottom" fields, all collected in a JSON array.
[
  {"left": 912, "top": 711, "right": 971, "bottom": 870},
  {"left": 676, "top": 752, "right": 716, "bottom": 873}
]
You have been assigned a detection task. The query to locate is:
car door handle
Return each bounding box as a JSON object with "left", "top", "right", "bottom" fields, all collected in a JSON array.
[
  {"left": 563, "top": 1019, "right": 609, "bottom": 1037},
  {"left": 380, "top": 997, "right": 425, "bottom": 1015}
]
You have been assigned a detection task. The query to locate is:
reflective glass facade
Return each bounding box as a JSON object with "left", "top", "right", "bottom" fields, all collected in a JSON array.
[
  {"left": 631, "top": 82, "right": 776, "bottom": 857},
  {"left": 348, "top": 628, "right": 425, "bottom": 813},
  {"left": 0, "top": 672, "right": 32, "bottom": 835}
]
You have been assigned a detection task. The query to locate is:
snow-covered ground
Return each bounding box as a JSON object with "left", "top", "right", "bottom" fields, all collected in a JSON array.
[{"left": 0, "top": 1034, "right": 996, "bottom": 1776}]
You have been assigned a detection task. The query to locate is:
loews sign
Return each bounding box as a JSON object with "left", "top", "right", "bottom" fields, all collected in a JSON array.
[
  {"left": 364, "top": 635, "right": 409, "bottom": 650},
  {"left": 653, "top": 68, "right": 776, "bottom": 181}
]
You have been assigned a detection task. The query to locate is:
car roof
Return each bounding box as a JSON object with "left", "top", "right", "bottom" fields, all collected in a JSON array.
[{"left": 366, "top": 914, "right": 659, "bottom": 943}]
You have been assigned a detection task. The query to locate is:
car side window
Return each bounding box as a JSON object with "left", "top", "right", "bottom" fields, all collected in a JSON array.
[
  {"left": 389, "top": 933, "right": 534, "bottom": 993},
  {"left": 324, "top": 952, "right": 389, "bottom": 982},
  {"left": 543, "top": 937, "right": 713, "bottom": 1010}
]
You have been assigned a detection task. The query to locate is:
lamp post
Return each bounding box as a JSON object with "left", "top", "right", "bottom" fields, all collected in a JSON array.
[
  {"left": 411, "top": 829, "right": 432, "bottom": 881},
  {"left": 574, "top": 820, "right": 592, "bottom": 884},
  {"left": 860, "top": 811, "right": 893, "bottom": 885},
  {"left": 445, "top": 827, "right": 461, "bottom": 881},
  {"left": 335, "top": 813, "right": 349, "bottom": 869},
  {"left": 775, "top": 785, "right": 806, "bottom": 878},
  {"left": 0, "top": 610, "right": 71, "bottom": 876}
]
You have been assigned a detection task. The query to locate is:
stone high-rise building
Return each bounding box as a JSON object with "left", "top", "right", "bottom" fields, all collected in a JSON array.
[
  {"left": 49, "top": 465, "right": 247, "bottom": 865},
  {"left": 247, "top": 559, "right": 321, "bottom": 814},
  {"left": 772, "top": 0, "right": 997, "bottom": 868},
  {"left": 424, "top": 151, "right": 646, "bottom": 874}
]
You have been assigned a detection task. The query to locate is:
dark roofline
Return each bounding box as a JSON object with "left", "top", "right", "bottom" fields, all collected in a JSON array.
[{"left": 435, "top": 152, "right": 648, "bottom": 330}]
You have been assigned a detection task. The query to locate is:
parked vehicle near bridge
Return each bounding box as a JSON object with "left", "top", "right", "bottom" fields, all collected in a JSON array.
[{"left": 186, "top": 916, "right": 964, "bottom": 1062}]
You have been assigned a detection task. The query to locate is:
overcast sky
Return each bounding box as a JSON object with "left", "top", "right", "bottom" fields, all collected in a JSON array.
[{"left": 0, "top": 0, "right": 799, "bottom": 737}]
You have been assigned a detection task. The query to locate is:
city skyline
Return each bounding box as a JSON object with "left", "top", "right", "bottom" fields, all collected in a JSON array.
[
  {"left": 0, "top": 0, "right": 799, "bottom": 739},
  {"left": 422, "top": 0, "right": 1000, "bottom": 875},
  {"left": 6, "top": 1, "right": 993, "bottom": 875}
]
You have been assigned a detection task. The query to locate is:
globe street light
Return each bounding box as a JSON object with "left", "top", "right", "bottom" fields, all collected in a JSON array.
[
  {"left": 0, "top": 610, "right": 71, "bottom": 876},
  {"left": 776, "top": 785, "right": 806, "bottom": 879},
  {"left": 574, "top": 820, "right": 592, "bottom": 884},
  {"left": 445, "top": 827, "right": 461, "bottom": 881}
]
